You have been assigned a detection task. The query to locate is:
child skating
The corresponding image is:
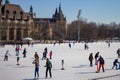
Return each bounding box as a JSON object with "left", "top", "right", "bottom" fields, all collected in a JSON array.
[
  {"left": 61, "top": 59, "right": 65, "bottom": 70},
  {"left": 4, "top": 50, "right": 9, "bottom": 61}
]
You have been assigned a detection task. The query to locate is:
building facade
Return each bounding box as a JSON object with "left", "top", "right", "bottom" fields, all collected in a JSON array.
[{"left": 0, "top": 0, "right": 67, "bottom": 42}]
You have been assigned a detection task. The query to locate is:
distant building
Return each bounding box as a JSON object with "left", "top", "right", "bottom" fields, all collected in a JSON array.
[{"left": 0, "top": 0, "right": 67, "bottom": 42}]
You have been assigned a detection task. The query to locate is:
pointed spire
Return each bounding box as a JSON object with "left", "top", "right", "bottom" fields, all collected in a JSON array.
[
  {"left": 59, "top": 3, "right": 61, "bottom": 12},
  {"left": 53, "top": 8, "right": 58, "bottom": 19},
  {"left": 30, "top": 5, "right": 33, "bottom": 13},
  {"left": 5, "top": 0, "right": 9, "bottom": 4},
  {"left": 55, "top": 8, "right": 58, "bottom": 14},
  {"left": 29, "top": 5, "right": 33, "bottom": 18},
  {"left": 55, "top": 8, "right": 58, "bottom": 17},
  {"left": 53, "top": 3, "right": 66, "bottom": 21},
  {"left": 58, "top": 3, "right": 64, "bottom": 20}
]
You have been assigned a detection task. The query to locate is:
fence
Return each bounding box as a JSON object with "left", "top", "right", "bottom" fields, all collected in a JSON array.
[{"left": 88, "top": 74, "right": 120, "bottom": 80}]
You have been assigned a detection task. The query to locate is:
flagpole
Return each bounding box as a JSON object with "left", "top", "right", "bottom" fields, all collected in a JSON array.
[{"left": 77, "top": 9, "right": 81, "bottom": 42}]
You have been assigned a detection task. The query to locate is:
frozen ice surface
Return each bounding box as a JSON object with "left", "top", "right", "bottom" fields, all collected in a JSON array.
[{"left": 0, "top": 42, "right": 120, "bottom": 80}]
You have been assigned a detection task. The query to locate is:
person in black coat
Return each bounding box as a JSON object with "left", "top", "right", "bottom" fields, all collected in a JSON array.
[
  {"left": 117, "top": 48, "right": 120, "bottom": 58},
  {"left": 84, "top": 43, "right": 89, "bottom": 50},
  {"left": 23, "top": 48, "right": 27, "bottom": 58},
  {"left": 89, "top": 53, "right": 94, "bottom": 67},
  {"left": 69, "top": 43, "right": 71, "bottom": 48},
  {"left": 112, "top": 59, "right": 119, "bottom": 69}
]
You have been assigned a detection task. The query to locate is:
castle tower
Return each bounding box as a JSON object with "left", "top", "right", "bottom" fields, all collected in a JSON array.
[
  {"left": 59, "top": 3, "right": 64, "bottom": 20},
  {"left": 53, "top": 8, "right": 59, "bottom": 20},
  {"left": 5, "top": 0, "right": 9, "bottom": 4},
  {"left": 29, "top": 5, "right": 34, "bottom": 18},
  {"left": 53, "top": 3, "right": 66, "bottom": 21}
]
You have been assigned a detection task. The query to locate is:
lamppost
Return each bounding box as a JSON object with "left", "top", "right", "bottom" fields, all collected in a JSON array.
[{"left": 77, "top": 9, "right": 81, "bottom": 42}]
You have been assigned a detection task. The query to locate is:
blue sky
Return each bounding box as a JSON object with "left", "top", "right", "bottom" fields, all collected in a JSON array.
[{"left": 3, "top": 0, "right": 120, "bottom": 24}]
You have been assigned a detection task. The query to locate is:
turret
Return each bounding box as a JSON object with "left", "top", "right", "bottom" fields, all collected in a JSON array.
[
  {"left": 29, "top": 5, "right": 33, "bottom": 18},
  {"left": 59, "top": 3, "right": 64, "bottom": 20},
  {"left": 53, "top": 3, "right": 66, "bottom": 21},
  {"left": 53, "top": 8, "right": 59, "bottom": 20},
  {"left": 59, "top": 3, "right": 61, "bottom": 13},
  {"left": 5, "top": 0, "right": 9, "bottom": 4}
]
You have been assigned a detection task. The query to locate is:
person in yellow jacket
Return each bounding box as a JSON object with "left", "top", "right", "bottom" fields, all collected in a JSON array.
[
  {"left": 33, "top": 58, "right": 39, "bottom": 78},
  {"left": 34, "top": 52, "right": 39, "bottom": 62}
]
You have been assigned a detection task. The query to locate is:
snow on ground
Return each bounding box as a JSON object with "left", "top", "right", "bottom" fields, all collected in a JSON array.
[{"left": 0, "top": 42, "right": 120, "bottom": 80}]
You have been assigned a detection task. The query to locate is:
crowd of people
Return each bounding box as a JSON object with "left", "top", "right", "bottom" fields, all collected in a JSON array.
[
  {"left": 2, "top": 41, "right": 120, "bottom": 79},
  {"left": 88, "top": 49, "right": 120, "bottom": 73}
]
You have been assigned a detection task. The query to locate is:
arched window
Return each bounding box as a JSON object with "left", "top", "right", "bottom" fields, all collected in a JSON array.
[
  {"left": 20, "top": 11, "right": 23, "bottom": 19},
  {"left": 13, "top": 11, "right": 16, "bottom": 19}
]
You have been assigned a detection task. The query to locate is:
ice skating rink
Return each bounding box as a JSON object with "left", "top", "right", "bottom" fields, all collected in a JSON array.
[{"left": 0, "top": 42, "right": 120, "bottom": 80}]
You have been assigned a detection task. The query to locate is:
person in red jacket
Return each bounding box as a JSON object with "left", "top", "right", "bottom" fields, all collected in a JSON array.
[
  {"left": 96, "top": 56, "right": 105, "bottom": 73},
  {"left": 49, "top": 51, "right": 52, "bottom": 59}
]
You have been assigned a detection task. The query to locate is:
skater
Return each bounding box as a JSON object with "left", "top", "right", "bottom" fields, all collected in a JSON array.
[
  {"left": 33, "top": 58, "right": 39, "bottom": 78},
  {"left": 32, "top": 42, "right": 34, "bottom": 47},
  {"left": 15, "top": 46, "right": 19, "bottom": 56},
  {"left": 108, "top": 42, "right": 110, "bottom": 47},
  {"left": 53, "top": 42, "right": 56, "bottom": 46},
  {"left": 61, "top": 59, "right": 65, "bottom": 70},
  {"left": 112, "top": 58, "right": 119, "bottom": 70},
  {"left": 42, "top": 47, "right": 48, "bottom": 60},
  {"left": 17, "top": 56, "right": 20, "bottom": 65},
  {"left": 34, "top": 52, "right": 39, "bottom": 63},
  {"left": 49, "top": 51, "right": 52, "bottom": 59},
  {"left": 96, "top": 56, "right": 105, "bottom": 73},
  {"left": 44, "top": 58, "right": 52, "bottom": 78},
  {"left": 22, "top": 48, "right": 27, "bottom": 58},
  {"left": 44, "top": 47, "right": 48, "bottom": 54},
  {"left": 4, "top": 50, "right": 9, "bottom": 61},
  {"left": 89, "top": 53, "right": 94, "bottom": 67},
  {"left": 42, "top": 50, "right": 47, "bottom": 60},
  {"left": 15, "top": 45, "right": 21, "bottom": 56},
  {"left": 84, "top": 43, "right": 89, "bottom": 50},
  {"left": 119, "top": 62, "right": 120, "bottom": 69},
  {"left": 117, "top": 48, "right": 120, "bottom": 58},
  {"left": 95, "top": 52, "right": 99, "bottom": 65},
  {"left": 69, "top": 43, "right": 71, "bottom": 48}
]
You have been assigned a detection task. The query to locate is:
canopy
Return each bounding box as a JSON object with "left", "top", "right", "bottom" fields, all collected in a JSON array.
[{"left": 22, "top": 37, "right": 33, "bottom": 41}]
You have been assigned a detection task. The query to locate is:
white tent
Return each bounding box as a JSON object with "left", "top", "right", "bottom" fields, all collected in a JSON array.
[{"left": 22, "top": 37, "right": 33, "bottom": 41}]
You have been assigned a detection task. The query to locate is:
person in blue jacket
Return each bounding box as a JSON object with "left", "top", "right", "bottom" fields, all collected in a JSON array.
[
  {"left": 33, "top": 58, "right": 39, "bottom": 78},
  {"left": 112, "top": 58, "right": 119, "bottom": 70}
]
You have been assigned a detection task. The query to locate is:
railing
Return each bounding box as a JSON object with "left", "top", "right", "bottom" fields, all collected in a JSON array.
[{"left": 88, "top": 74, "right": 120, "bottom": 80}]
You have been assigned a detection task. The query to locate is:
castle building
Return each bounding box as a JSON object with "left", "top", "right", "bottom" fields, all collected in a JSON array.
[{"left": 0, "top": 0, "right": 67, "bottom": 42}]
